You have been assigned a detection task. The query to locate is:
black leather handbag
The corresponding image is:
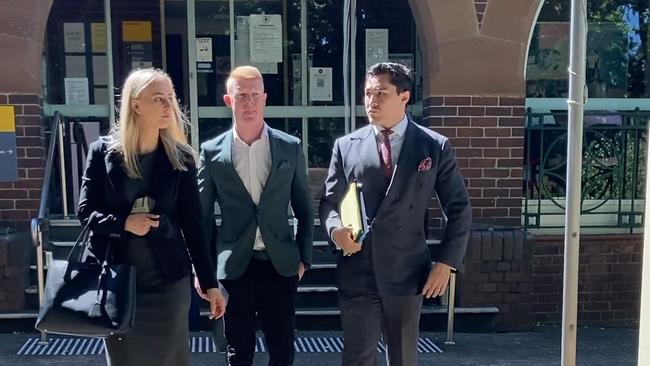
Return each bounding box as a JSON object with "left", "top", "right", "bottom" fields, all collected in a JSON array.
[{"left": 35, "top": 222, "right": 136, "bottom": 337}]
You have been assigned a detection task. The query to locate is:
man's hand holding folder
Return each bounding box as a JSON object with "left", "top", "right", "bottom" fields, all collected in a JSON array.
[
  {"left": 332, "top": 181, "right": 368, "bottom": 257},
  {"left": 332, "top": 227, "right": 361, "bottom": 256}
]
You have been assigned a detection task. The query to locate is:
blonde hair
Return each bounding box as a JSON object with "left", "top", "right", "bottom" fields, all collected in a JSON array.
[
  {"left": 110, "top": 68, "right": 193, "bottom": 178},
  {"left": 226, "top": 65, "right": 264, "bottom": 94}
]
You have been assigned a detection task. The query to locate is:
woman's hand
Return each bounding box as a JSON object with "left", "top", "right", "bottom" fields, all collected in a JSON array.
[{"left": 124, "top": 213, "right": 159, "bottom": 236}]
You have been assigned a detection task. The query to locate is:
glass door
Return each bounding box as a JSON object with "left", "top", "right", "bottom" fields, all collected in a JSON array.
[
  {"left": 186, "top": 0, "right": 352, "bottom": 168},
  {"left": 184, "top": 0, "right": 421, "bottom": 168},
  {"left": 187, "top": 0, "right": 304, "bottom": 154}
]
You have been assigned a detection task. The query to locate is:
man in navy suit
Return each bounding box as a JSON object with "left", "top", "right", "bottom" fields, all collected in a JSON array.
[{"left": 319, "top": 62, "right": 472, "bottom": 366}]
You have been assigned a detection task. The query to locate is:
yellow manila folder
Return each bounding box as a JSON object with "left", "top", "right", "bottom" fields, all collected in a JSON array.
[{"left": 339, "top": 181, "right": 369, "bottom": 243}]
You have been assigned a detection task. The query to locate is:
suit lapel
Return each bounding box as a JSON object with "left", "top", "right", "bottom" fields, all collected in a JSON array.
[
  {"left": 259, "top": 128, "right": 279, "bottom": 203},
  {"left": 148, "top": 145, "right": 175, "bottom": 212},
  {"left": 353, "top": 126, "right": 387, "bottom": 220},
  {"left": 376, "top": 121, "right": 420, "bottom": 216},
  {"left": 219, "top": 130, "right": 256, "bottom": 206},
  {"left": 358, "top": 126, "right": 381, "bottom": 172},
  {"left": 104, "top": 150, "right": 131, "bottom": 209}
]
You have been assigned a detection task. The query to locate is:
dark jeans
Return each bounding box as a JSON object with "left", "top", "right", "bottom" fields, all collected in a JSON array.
[{"left": 220, "top": 258, "right": 299, "bottom": 366}]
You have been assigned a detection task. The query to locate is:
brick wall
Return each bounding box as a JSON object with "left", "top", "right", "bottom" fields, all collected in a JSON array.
[
  {"left": 532, "top": 235, "right": 642, "bottom": 327},
  {"left": 0, "top": 229, "right": 31, "bottom": 311},
  {"left": 459, "top": 229, "right": 534, "bottom": 331},
  {"left": 423, "top": 96, "right": 525, "bottom": 228},
  {"left": 0, "top": 95, "right": 45, "bottom": 230},
  {"left": 0, "top": 95, "right": 44, "bottom": 311}
]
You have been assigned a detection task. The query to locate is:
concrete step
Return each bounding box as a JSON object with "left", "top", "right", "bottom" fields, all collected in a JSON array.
[
  {"left": 296, "top": 286, "right": 339, "bottom": 308},
  {"left": 300, "top": 263, "right": 336, "bottom": 286},
  {"left": 2, "top": 305, "right": 499, "bottom": 333},
  {"left": 294, "top": 285, "right": 445, "bottom": 309},
  {"left": 44, "top": 220, "right": 331, "bottom": 248},
  {"left": 194, "top": 305, "right": 500, "bottom": 332}
]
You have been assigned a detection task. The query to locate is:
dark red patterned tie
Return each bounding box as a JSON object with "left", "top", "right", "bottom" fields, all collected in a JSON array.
[{"left": 380, "top": 129, "right": 394, "bottom": 178}]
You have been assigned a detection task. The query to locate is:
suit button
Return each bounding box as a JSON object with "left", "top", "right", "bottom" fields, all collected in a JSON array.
[
  {"left": 397, "top": 226, "right": 402, "bottom": 232},
  {"left": 256, "top": 208, "right": 261, "bottom": 215}
]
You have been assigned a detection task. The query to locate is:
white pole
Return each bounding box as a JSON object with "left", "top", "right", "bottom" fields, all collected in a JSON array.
[{"left": 562, "top": 0, "right": 587, "bottom": 365}]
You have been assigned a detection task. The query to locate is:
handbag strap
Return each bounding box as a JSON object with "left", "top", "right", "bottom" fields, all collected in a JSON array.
[
  {"left": 66, "top": 215, "right": 112, "bottom": 265},
  {"left": 63, "top": 218, "right": 114, "bottom": 283}
]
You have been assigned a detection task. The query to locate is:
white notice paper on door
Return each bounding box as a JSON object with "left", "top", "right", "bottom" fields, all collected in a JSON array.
[
  {"left": 250, "top": 14, "right": 283, "bottom": 63},
  {"left": 309, "top": 67, "right": 333, "bottom": 102},
  {"left": 64, "top": 23, "right": 86, "bottom": 53},
  {"left": 196, "top": 38, "right": 213, "bottom": 62},
  {"left": 235, "top": 16, "right": 277, "bottom": 74},
  {"left": 64, "top": 78, "right": 90, "bottom": 105},
  {"left": 366, "top": 29, "right": 389, "bottom": 70}
]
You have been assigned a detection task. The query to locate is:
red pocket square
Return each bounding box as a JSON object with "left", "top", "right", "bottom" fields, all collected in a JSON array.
[{"left": 418, "top": 157, "right": 432, "bottom": 172}]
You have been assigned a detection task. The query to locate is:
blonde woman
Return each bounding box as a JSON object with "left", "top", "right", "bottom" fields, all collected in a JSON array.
[{"left": 77, "top": 68, "right": 225, "bottom": 366}]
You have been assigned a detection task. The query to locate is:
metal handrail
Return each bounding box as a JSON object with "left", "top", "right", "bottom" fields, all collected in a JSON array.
[
  {"left": 446, "top": 272, "right": 457, "bottom": 345},
  {"left": 30, "top": 111, "right": 65, "bottom": 343},
  {"left": 72, "top": 121, "right": 89, "bottom": 191},
  {"left": 32, "top": 112, "right": 63, "bottom": 231}
]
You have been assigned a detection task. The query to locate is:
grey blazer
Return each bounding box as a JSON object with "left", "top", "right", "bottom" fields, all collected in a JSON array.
[
  {"left": 319, "top": 120, "right": 472, "bottom": 296},
  {"left": 198, "top": 127, "right": 313, "bottom": 280}
]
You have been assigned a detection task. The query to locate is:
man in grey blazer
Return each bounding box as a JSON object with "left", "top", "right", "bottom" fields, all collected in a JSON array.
[
  {"left": 319, "top": 62, "right": 472, "bottom": 366},
  {"left": 197, "top": 66, "right": 313, "bottom": 366}
]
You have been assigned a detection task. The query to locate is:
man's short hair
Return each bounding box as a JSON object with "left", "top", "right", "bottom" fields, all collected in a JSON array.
[
  {"left": 226, "top": 65, "right": 264, "bottom": 94},
  {"left": 366, "top": 62, "right": 413, "bottom": 94}
]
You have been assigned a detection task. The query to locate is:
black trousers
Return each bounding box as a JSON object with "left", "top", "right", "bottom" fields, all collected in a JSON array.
[{"left": 220, "top": 258, "right": 298, "bottom": 366}]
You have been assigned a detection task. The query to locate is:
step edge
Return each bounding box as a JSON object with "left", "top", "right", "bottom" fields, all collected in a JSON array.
[
  {"left": 198, "top": 306, "right": 499, "bottom": 317},
  {"left": 50, "top": 241, "right": 75, "bottom": 247},
  {"left": 49, "top": 240, "right": 440, "bottom": 248},
  {"left": 297, "top": 286, "right": 338, "bottom": 292},
  {"left": 6, "top": 307, "right": 498, "bottom": 320},
  {"left": 0, "top": 312, "right": 39, "bottom": 319},
  {"left": 314, "top": 239, "right": 441, "bottom": 247}
]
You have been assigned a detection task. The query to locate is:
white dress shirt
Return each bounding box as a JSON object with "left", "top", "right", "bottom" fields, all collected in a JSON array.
[
  {"left": 371, "top": 114, "right": 409, "bottom": 168},
  {"left": 232, "top": 124, "right": 271, "bottom": 251}
]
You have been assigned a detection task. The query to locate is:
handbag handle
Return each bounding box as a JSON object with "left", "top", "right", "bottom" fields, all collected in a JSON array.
[
  {"left": 62, "top": 218, "right": 117, "bottom": 317},
  {"left": 65, "top": 216, "right": 113, "bottom": 266}
]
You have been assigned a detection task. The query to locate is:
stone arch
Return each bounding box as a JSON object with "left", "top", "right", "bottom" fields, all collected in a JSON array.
[
  {"left": 409, "top": 0, "right": 544, "bottom": 96},
  {"left": 0, "top": 0, "right": 54, "bottom": 94}
]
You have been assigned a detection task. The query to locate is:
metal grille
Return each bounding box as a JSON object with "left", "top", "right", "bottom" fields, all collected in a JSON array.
[{"left": 18, "top": 336, "right": 443, "bottom": 355}]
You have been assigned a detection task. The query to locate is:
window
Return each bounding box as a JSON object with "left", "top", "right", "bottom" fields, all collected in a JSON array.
[{"left": 527, "top": 0, "right": 650, "bottom": 99}]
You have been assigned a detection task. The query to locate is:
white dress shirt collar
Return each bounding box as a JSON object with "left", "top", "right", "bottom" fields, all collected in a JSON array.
[
  {"left": 371, "top": 114, "right": 409, "bottom": 139},
  {"left": 233, "top": 123, "right": 269, "bottom": 146}
]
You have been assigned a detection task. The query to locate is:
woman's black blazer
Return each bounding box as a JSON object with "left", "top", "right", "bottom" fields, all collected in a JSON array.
[{"left": 77, "top": 137, "right": 218, "bottom": 290}]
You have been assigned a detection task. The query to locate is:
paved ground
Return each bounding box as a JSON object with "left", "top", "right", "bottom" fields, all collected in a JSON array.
[{"left": 0, "top": 326, "right": 639, "bottom": 365}]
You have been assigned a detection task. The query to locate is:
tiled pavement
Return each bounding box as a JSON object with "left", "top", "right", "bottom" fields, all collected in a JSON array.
[{"left": 0, "top": 326, "right": 638, "bottom": 366}]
